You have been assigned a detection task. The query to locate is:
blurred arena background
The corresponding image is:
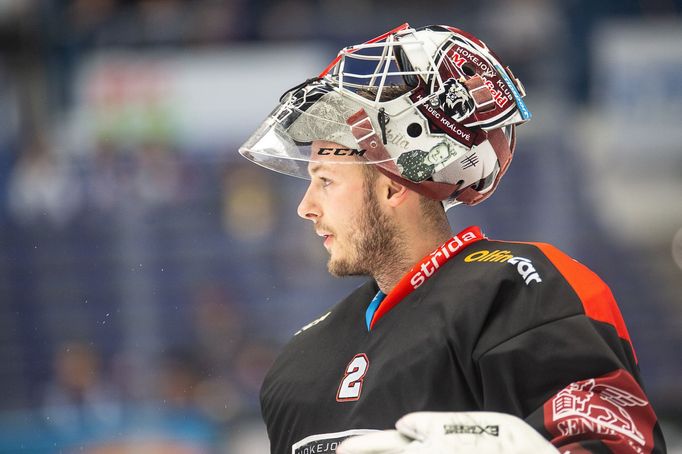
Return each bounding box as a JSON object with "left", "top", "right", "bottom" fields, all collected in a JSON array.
[{"left": 0, "top": 0, "right": 681, "bottom": 452}]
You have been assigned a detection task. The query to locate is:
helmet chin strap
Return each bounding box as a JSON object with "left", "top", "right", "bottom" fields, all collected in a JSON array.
[{"left": 347, "top": 108, "right": 516, "bottom": 205}]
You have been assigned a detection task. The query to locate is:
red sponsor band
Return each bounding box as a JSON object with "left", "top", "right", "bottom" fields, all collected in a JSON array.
[
  {"left": 369, "top": 226, "right": 484, "bottom": 329},
  {"left": 410, "top": 231, "right": 481, "bottom": 288}
]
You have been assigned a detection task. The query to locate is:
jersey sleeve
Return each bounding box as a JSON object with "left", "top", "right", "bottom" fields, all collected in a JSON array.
[{"left": 472, "top": 242, "right": 666, "bottom": 453}]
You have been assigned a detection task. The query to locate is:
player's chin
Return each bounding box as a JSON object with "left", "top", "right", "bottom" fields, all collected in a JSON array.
[
  {"left": 327, "top": 257, "right": 344, "bottom": 276},
  {"left": 327, "top": 254, "right": 351, "bottom": 277},
  {"left": 327, "top": 255, "right": 367, "bottom": 278}
]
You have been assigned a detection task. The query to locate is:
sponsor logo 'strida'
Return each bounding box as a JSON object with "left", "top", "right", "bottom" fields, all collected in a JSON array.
[
  {"left": 410, "top": 230, "right": 480, "bottom": 289},
  {"left": 465, "top": 250, "right": 542, "bottom": 285}
]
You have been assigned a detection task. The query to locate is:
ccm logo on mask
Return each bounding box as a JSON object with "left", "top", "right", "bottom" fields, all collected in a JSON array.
[{"left": 317, "top": 147, "right": 366, "bottom": 156}]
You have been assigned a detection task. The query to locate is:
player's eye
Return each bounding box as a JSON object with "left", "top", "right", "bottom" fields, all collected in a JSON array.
[{"left": 319, "top": 177, "right": 332, "bottom": 187}]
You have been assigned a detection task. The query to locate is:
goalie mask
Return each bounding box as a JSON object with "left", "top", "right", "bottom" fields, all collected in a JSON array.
[{"left": 239, "top": 23, "right": 531, "bottom": 210}]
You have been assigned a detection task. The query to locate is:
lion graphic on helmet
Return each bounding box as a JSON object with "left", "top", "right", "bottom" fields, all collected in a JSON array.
[{"left": 440, "top": 78, "right": 475, "bottom": 121}]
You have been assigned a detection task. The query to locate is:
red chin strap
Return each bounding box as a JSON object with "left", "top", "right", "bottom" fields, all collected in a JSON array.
[{"left": 346, "top": 108, "right": 516, "bottom": 206}]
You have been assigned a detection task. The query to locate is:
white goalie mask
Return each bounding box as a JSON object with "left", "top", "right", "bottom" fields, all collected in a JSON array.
[{"left": 239, "top": 23, "right": 531, "bottom": 210}]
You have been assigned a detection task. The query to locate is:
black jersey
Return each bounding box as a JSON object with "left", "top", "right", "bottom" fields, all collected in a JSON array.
[{"left": 260, "top": 229, "right": 666, "bottom": 454}]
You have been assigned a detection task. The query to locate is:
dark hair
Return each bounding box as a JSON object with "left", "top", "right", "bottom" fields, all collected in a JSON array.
[{"left": 355, "top": 84, "right": 412, "bottom": 102}]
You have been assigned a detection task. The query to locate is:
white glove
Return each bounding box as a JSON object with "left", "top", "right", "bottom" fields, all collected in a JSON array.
[{"left": 336, "top": 411, "right": 560, "bottom": 454}]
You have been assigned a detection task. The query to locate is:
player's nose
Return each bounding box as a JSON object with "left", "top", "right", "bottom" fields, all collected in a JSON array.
[{"left": 297, "top": 183, "right": 320, "bottom": 222}]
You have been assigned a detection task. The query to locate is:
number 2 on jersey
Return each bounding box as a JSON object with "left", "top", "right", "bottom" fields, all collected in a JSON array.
[{"left": 336, "top": 353, "right": 369, "bottom": 402}]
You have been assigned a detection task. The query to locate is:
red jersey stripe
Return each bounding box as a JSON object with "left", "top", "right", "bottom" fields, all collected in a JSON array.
[{"left": 529, "top": 242, "right": 637, "bottom": 363}]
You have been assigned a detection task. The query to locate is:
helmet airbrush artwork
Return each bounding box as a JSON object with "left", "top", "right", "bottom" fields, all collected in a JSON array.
[{"left": 240, "top": 23, "right": 531, "bottom": 210}]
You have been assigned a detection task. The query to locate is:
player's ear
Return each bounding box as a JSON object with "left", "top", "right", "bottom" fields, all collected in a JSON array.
[{"left": 382, "top": 175, "right": 410, "bottom": 208}]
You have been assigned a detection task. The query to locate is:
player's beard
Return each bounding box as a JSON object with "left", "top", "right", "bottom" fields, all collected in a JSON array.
[{"left": 327, "top": 182, "right": 408, "bottom": 280}]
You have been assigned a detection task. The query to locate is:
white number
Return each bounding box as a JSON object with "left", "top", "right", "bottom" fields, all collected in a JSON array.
[{"left": 337, "top": 354, "right": 369, "bottom": 402}]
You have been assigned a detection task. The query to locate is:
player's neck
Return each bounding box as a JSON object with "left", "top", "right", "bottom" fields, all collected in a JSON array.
[{"left": 374, "top": 228, "right": 452, "bottom": 294}]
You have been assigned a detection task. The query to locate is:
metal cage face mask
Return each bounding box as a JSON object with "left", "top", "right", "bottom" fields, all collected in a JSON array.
[{"left": 239, "top": 23, "right": 531, "bottom": 209}]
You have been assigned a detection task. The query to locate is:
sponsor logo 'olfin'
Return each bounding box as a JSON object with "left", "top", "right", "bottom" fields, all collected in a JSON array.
[{"left": 465, "top": 249, "right": 542, "bottom": 285}]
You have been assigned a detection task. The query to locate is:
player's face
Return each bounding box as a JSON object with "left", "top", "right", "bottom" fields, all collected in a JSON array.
[{"left": 297, "top": 141, "right": 396, "bottom": 277}]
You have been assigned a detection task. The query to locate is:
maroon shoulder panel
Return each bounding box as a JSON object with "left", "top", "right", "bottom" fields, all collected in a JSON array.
[{"left": 543, "top": 369, "right": 658, "bottom": 453}]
